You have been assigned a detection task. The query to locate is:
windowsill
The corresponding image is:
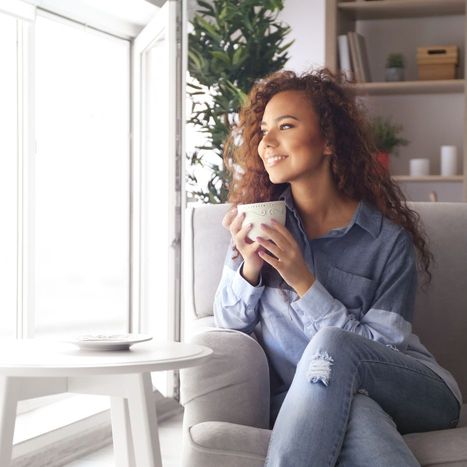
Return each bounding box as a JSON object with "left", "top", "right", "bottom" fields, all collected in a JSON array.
[
  {"left": 14, "top": 394, "right": 110, "bottom": 445},
  {"left": 11, "top": 390, "right": 181, "bottom": 465}
]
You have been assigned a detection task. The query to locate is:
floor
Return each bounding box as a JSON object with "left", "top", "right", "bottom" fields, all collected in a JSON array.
[{"left": 64, "top": 411, "right": 183, "bottom": 466}]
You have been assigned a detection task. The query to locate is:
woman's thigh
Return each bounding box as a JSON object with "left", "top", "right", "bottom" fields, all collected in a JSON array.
[{"left": 284, "top": 327, "right": 460, "bottom": 433}]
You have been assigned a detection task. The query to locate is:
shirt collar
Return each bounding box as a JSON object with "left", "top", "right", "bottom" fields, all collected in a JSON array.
[{"left": 278, "top": 185, "right": 382, "bottom": 239}]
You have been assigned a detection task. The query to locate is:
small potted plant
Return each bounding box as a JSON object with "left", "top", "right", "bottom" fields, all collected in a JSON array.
[
  {"left": 385, "top": 53, "right": 405, "bottom": 82},
  {"left": 370, "top": 116, "right": 409, "bottom": 170}
]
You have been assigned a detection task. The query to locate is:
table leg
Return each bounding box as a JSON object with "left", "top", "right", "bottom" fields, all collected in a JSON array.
[
  {"left": 0, "top": 377, "right": 19, "bottom": 467},
  {"left": 126, "top": 373, "right": 162, "bottom": 467},
  {"left": 111, "top": 397, "right": 136, "bottom": 467}
]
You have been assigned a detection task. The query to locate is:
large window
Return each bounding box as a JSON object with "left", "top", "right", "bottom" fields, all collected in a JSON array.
[
  {"left": 0, "top": 8, "right": 131, "bottom": 339},
  {"left": 34, "top": 14, "right": 130, "bottom": 337},
  {"left": 0, "top": 11, "right": 18, "bottom": 338}
]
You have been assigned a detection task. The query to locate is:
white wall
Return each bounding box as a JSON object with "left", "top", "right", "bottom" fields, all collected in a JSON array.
[{"left": 278, "top": 0, "right": 325, "bottom": 73}]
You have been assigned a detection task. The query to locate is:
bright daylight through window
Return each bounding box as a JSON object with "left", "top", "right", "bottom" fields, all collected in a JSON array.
[
  {"left": 0, "top": 11, "right": 18, "bottom": 338},
  {"left": 33, "top": 15, "right": 131, "bottom": 337}
]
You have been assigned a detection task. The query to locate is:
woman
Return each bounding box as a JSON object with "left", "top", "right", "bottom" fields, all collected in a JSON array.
[{"left": 213, "top": 69, "right": 461, "bottom": 467}]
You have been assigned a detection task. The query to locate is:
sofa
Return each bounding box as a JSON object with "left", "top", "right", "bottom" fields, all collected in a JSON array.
[{"left": 180, "top": 202, "right": 467, "bottom": 467}]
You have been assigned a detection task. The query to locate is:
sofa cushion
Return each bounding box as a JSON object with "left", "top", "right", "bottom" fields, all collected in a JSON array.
[
  {"left": 188, "top": 421, "right": 269, "bottom": 467},
  {"left": 188, "top": 413, "right": 467, "bottom": 467}
]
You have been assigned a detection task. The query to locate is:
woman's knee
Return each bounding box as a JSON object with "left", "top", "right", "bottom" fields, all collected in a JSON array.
[
  {"left": 297, "top": 327, "right": 352, "bottom": 386},
  {"left": 302, "top": 327, "right": 350, "bottom": 359}
]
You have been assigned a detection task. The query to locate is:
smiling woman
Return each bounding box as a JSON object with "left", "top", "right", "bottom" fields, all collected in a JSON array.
[{"left": 214, "top": 68, "right": 462, "bottom": 467}]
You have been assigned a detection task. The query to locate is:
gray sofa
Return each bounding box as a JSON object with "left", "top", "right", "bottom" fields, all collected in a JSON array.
[{"left": 181, "top": 202, "right": 467, "bottom": 467}]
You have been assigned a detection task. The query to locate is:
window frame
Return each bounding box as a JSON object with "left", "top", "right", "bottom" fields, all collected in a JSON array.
[{"left": 2, "top": 0, "right": 184, "bottom": 424}]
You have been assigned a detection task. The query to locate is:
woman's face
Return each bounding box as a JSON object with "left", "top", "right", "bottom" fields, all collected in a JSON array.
[{"left": 257, "top": 90, "right": 332, "bottom": 185}]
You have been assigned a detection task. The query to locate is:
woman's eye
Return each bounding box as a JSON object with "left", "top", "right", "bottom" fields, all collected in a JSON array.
[{"left": 280, "top": 123, "right": 293, "bottom": 130}]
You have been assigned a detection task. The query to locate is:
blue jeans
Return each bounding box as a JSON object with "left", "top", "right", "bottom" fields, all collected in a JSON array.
[{"left": 265, "top": 327, "right": 460, "bottom": 467}]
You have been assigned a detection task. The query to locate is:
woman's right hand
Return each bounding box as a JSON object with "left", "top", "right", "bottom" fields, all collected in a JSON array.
[{"left": 222, "top": 207, "right": 264, "bottom": 285}]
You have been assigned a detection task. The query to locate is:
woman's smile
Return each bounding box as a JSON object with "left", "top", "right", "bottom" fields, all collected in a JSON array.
[{"left": 265, "top": 155, "right": 289, "bottom": 167}]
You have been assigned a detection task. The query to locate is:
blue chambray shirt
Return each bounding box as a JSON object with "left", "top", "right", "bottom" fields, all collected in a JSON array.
[{"left": 213, "top": 186, "right": 462, "bottom": 406}]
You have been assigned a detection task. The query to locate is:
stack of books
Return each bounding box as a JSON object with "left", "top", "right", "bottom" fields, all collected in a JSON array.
[{"left": 338, "top": 32, "right": 371, "bottom": 83}]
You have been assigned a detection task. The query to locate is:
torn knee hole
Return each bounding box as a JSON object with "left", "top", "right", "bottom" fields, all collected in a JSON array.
[{"left": 306, "top": 351, "right": 334, "bottom": 386}]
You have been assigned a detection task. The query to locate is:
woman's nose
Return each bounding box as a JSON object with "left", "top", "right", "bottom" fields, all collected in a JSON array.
[{"left": 262, "top": 130, "right": 277, "bottom": 147}]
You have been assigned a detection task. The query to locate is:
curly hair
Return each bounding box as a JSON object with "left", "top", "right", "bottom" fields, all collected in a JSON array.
[{"left": 223, "top": 68, "right": 432, "bottom": 283}]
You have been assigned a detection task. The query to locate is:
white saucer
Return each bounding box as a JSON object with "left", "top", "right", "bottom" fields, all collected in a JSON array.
[{"left": 70, "top": 334, "right": 153, "bottom": 351}]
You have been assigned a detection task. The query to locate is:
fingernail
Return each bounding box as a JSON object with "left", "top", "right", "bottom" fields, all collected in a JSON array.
[
  {"left": 247, "top": 223, "right": 253, "bottom": 229},
  {"left": 260, "top": 223, "right": 268, "bottom": 229}
]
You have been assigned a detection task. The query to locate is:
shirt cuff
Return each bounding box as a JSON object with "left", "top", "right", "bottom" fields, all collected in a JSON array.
[
  {"left": 231, "top": 262, "right": 264, "bottom": 304},
  {"left": 291, "top": 280, "right": 335, "bottom": 325}
]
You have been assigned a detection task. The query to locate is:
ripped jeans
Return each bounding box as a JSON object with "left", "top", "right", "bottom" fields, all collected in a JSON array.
[{"left": 265, "top": 327, "right": 460, "bottom": 467}]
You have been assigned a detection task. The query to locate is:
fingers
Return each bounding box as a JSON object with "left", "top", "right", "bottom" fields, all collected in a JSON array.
[
  {"left": 256, "top": 236, "right": 281, "bottom": 258},
  {"left": 222, "top": 206, "right": 238, "bottom": 230},
  {"left": 258, "top": 249, "right": 280, "bottom": 269}
]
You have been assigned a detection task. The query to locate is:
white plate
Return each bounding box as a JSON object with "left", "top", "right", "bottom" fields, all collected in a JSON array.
[{"left": 70, "top": 334, "right": 153, "bottom": 351}]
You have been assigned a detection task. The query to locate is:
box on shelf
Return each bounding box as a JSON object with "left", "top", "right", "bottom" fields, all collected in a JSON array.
[{"left": 416, "top": 45, "right": 459, "bottom": 80}]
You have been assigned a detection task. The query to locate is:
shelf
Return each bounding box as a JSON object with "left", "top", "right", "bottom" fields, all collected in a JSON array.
[
  {"left": 393, "top": 175, "right": 464, "bottom": 182},
  {"left": 339, "top": 0, "right": 465, "bottom": 21},
  {"left": 352, "top": 79, "right": 464, "bottom": 95}
]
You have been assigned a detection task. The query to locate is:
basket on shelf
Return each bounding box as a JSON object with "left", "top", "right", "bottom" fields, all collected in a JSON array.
[{"left": 416, "top": 45, "right": 459, "bottom": 80}]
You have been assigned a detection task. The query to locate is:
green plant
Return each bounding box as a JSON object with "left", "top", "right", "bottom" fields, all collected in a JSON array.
[
  {"left": 386, "top": 53, "right": 404, "bottom": 69},
  {"left": 187, "top": 0, "right": 293, "bottom": 203},
  {"left": 370, "top": 116, "right": 409, "bottom": 155}
]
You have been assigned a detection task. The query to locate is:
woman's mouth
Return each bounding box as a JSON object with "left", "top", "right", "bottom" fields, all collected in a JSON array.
[{"left": 265, "top": 155, "right": 288, "bottom": 167}]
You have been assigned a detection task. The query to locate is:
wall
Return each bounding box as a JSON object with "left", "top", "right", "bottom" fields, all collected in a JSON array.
[{"left": 278, "top": 0, "right": 325, "bottom": 73}]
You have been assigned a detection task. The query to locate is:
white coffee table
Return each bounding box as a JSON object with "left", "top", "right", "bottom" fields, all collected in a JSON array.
[{"left": 0, "top": 339, "right": 212, "bottom": 467}]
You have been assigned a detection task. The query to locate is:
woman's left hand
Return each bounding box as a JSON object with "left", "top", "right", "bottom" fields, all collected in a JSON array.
[{"left": 256, "top": 220, "right": 315, "bottom": 297}]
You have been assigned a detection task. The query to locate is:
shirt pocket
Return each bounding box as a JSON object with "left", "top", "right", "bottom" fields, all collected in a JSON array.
[{"left": 322, "top": 265, "right": 376, "bottom": 316}]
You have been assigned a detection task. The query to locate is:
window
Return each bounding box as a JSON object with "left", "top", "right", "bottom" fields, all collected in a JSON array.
[
  {"left": 0, "top": 11, "right": 19, "bottom": 338},
  {"left": 33, "top": 14, "right": 130, "bottom": 337}
]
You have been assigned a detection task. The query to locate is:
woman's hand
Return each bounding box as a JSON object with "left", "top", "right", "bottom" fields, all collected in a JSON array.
[
  {"left": 222, "top": 207, "right": 264, "bottom": 285},
  {"left": 256, "top": 219, "right": 315, "bottom": 297}
]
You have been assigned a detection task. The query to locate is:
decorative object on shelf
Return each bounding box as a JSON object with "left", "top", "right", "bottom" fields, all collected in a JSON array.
[
  {"left": 429, "top": 191, "right": 439, "bottom": 202},
  {"left": 369, "top": 116, "right": 409, "bottom": 170},
  {"left": 410, "top": 158, "right": 430, "bottom": 177},
  {"left": 440, "top": 145, "right": 458, "bottom": 176},
  {"left": 416, "top": 45, "right": 459, "bottom": 80},
  {"left": 385, "top": 53, "right": 405, "bottom": 82}
]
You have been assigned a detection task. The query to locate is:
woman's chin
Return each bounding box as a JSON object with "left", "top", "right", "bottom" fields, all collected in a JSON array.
[{"left": 268, "top": 173, "right": 288, "bottom": 185}]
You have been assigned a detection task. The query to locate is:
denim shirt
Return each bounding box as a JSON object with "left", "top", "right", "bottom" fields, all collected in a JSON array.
[{"left": 213, "top": 186, "right": 462, "bottom": 406}]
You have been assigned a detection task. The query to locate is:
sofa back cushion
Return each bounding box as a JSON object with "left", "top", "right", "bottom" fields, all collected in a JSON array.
[
  {"left": 186, "top": 203, "right": 231, "bottom": 320},
  {"left": 408, "top": 202, "right": 467, "bottom": 400},
  {"left": 187, "top": 202, "right": 467, "bottom": 399}
]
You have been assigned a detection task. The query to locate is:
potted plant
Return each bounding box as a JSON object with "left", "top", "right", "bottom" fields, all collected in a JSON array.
[
  {"left": 385, "top": 53, "right": 405, "bottom": 82},
  {"left": 369, "top": 116, "right": 409, "bottom": 170},
  {"left": 187, "top": 0, "right": 293, "bottom": 204}
]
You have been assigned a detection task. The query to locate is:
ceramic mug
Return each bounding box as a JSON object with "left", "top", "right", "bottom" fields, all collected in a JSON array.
[{"left": 237, "top": 200, "right": 286, "bottom": 241}]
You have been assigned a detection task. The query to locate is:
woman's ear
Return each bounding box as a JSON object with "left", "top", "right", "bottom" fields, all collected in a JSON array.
[{"left": 323, "top": 143, "right": 333, "bottom": 156}]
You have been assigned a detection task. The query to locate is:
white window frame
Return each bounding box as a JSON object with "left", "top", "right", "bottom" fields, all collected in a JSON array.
[
  {"left": 1, "top": 1, "right": 185, "bottom": 460},
  {"left": 131, "top": 0, "right": 184, "bottom": 398}
]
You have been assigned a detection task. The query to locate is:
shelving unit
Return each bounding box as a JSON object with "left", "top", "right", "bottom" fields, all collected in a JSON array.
[{"left": 326, "top": 0, "right": 467, "bottom": 201}]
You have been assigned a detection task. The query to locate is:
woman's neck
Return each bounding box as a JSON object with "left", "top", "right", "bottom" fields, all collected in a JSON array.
[{"left": 290, "top": 177, "right": 358, "bottom": 238}]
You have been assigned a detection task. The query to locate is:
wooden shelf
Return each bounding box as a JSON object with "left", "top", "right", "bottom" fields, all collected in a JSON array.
[
  {"left": 352, "top": 79, "right": 464, "bottom": 95},
  {"left": 393, "top": 175, "right": 464, "bottom": 182},
  {"left": 339, "top": 0, "right": 465, "bottom": 20}
]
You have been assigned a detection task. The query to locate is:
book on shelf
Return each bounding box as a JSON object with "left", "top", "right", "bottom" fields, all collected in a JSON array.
[
  {"left": 337, "top": 34, "right": 353, "bottom": 81},
  {"left": 346, "top": 31, "right": 371, "bottom": 83}
]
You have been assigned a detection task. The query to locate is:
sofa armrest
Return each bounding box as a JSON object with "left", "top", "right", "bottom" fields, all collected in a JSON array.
[{"left": 180, "top": 329, "right": 270, "bottom": 430}]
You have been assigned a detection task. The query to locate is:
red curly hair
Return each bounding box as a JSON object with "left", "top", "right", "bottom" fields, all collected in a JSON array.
[{"left": 223, "top": 68, "right": 432, "bottom": 282}]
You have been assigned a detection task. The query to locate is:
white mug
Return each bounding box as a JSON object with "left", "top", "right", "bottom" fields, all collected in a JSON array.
[
  {"left": 237, "top": 200, "right": 286, "bottom": 241},
  {"left": 440, "top": 145, "right": 458, "bottom": 176},
  {"left": 409, "top": 158, "right": 430, "bottom": 177}
]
